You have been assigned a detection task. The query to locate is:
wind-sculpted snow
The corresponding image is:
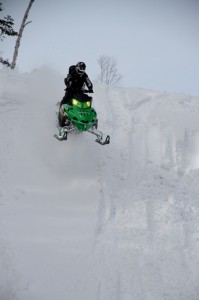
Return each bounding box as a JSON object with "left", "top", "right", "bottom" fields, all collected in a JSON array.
[{"left": 0, "top": 68, "right": 199, "bottom": 300}]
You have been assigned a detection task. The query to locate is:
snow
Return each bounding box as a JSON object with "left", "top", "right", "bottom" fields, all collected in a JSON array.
[{"left": 0, "top": 67, "right": 199, "bottom": 300}]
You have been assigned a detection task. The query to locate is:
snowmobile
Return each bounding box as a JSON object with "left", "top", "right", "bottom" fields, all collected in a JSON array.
[{"left": 54, "top": 90, "right": 110, "bottom": 145}]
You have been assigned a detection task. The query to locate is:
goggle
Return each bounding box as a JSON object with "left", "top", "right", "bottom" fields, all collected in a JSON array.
[{"left": 76, "top": 67, "right": 85, "bottom": 74}]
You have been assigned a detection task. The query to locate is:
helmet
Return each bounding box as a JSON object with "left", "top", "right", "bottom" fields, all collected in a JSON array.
[{"left": 75, "top": 62, "right": 86, "bottom": 75}]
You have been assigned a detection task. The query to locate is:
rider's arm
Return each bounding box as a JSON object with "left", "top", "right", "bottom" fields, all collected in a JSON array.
[
  {"left": 64, "top": 74, "right": 72, "bottom": 88},
  {"left": 85, "top": 75, "right": 93, "bottom": 92}
]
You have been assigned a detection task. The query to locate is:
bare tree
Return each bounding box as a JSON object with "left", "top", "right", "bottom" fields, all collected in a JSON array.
[
  {"left": 11, "top": 0, "right": 35, "bottom": 69},
  {"left": 97, "top": 55, "right": 122, "bottom": 85}
]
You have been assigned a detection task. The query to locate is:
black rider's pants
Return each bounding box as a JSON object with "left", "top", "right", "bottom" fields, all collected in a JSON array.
[{"left": 60, "top": 90, "right": 73, "bottom": 107}]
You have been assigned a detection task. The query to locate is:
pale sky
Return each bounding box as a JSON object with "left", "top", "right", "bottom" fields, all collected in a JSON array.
[{"left": 1, "top": 0, "right": 199, "bottom": 95}]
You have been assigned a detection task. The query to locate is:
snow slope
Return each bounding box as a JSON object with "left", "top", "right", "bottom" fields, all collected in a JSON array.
[{"left": 0, "top": 68, "right": 199, "bottom": 300}]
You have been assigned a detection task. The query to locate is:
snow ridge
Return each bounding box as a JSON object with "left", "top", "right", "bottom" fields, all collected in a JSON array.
[{"left": 0, "top": 68, "right": 199, "bottom": 300}]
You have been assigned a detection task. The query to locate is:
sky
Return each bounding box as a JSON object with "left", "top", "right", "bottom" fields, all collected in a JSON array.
[{"left": 1, "top": 0, "right": 199, "bottom": 96}]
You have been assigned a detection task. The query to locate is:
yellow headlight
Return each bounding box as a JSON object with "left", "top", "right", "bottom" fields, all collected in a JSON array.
[
  {"left": 73, "top": 99, "right": 78, "bottom": 106},
  {"left": 86, "top": 101, "right": 91, "bottom": 107}
]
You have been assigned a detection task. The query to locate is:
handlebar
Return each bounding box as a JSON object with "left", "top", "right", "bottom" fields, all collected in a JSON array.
[
  {"left": 65, "top": 88, "right": 94, "bottom": 94},
  {"left": 82, "top": 90, "right": 94, "bottom": 94}
]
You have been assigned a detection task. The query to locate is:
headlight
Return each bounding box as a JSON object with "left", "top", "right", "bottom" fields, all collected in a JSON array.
[
  {"left": 73, "top": 99, "right": 78, "bottom": 106},
  {"left": 72, "top": 99, "right": 91, "bottom": 109},
  {"left": 72, "top": 99, "right": 81, "bottom": 108}
]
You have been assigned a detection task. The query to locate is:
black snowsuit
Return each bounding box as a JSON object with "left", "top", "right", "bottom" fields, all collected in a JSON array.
[{"left": 60, "top": 65, "right": 93, "bottom": 106}]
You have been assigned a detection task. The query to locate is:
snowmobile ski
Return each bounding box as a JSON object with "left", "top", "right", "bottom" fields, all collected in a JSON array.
[{"left": 87, "top": 128, "right": 110, "bottom": 145}]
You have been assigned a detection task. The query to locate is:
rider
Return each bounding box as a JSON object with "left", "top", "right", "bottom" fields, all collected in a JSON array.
[{"left": 60, "top": 62, "right": 93, "bottom": 107}]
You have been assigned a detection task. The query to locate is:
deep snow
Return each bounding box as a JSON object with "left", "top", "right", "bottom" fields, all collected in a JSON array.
[{"left": 0, "top": 68, "right": 199, "bottom": 300}]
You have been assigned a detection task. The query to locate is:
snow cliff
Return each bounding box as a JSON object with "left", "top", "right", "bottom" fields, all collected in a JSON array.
[{"left": 0, "top": 68, "right": 199, "bottom": 300}]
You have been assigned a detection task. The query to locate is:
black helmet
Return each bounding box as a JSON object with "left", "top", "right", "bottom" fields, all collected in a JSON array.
[{"left": 75, "top": 62, "right": 86, "bottom": 75}]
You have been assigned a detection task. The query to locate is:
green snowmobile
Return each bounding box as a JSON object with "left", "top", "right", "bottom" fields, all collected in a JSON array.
[{"left": 54, "top": 90, "right": 110, "bottom": 145}]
